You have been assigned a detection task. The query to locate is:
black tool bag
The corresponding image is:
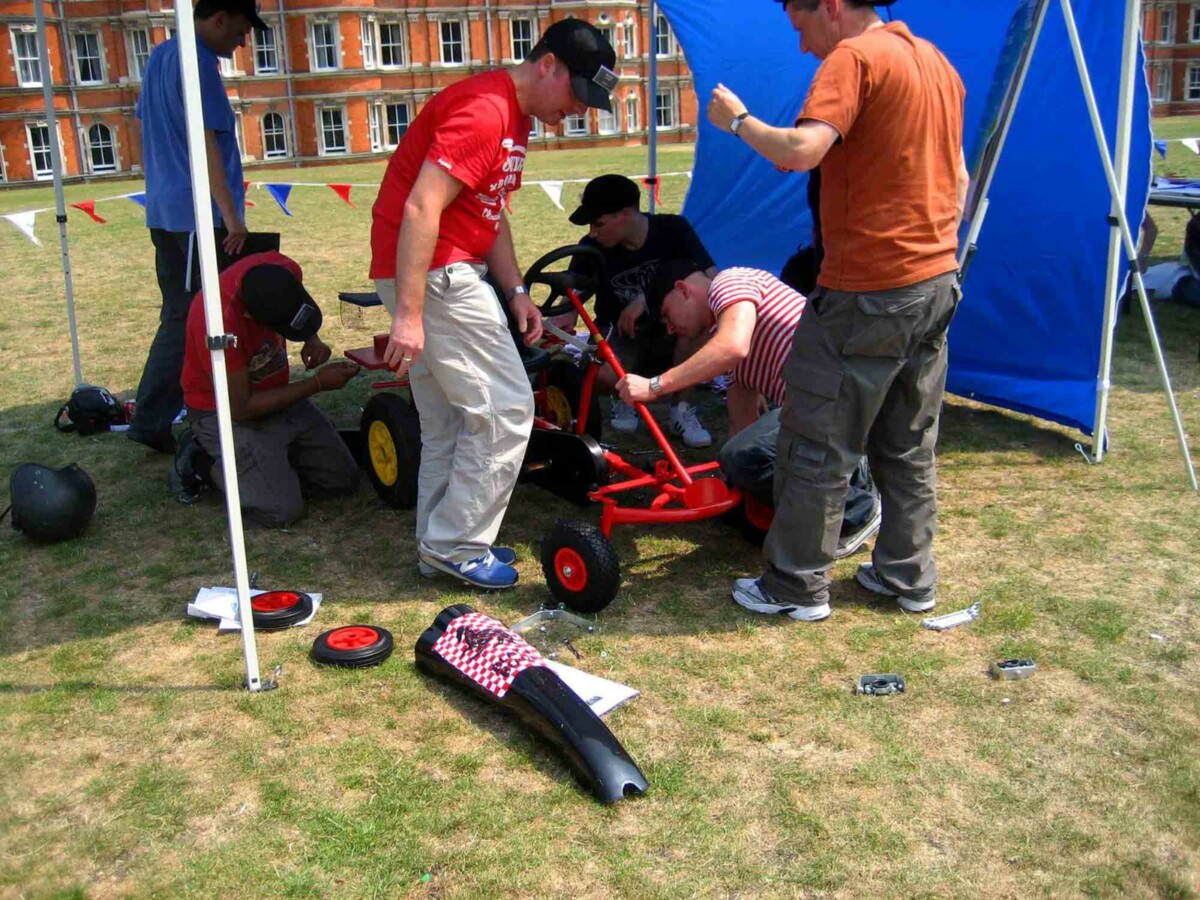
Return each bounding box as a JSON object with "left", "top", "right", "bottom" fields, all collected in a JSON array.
[{"left": 53, "top": 385, "right": 127, "bottom": 435}]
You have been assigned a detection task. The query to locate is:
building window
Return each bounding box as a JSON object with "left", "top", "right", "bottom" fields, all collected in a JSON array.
[
  {"left": 87, "top": 123, "right": 117, "bottom": 173},
  {"left": 311, "top": 21, "right": 339, "bottom": 71},
  {"left": 510, "top": 17, "right": 534, "bottom": 61},
  {"left": 655, "top": 89, "right": 677, "bottom": 129},
  {"left": 369, "top": 101, "right": 409, "bottom": 151},
  {"left": 1154, "top": 65, "right": 1173, "bottom": 102},
  {"left": 27, "top": 122, "right": 53, "bottom": 180},
  {"left": 623, "top": 19, "right": 636, "bottom": 58},
  {"left": 598, "top": 106, "right": 618, "bottom": 135},
  {"left": 262, "top": 112, "right": 288, "bottom": 158},
  {"left": 128, "top": 29, "right": 151, "bottom": 80},
  {"left": 319, "top": 107, "right": 348, "bottom": 154},
  {"left": 529, "top": 117, "right": 542, "bottom": 140},
  {"left": 380, "top": 22, "right": 404, "bottom": 67},
  {"left": 1189, "top": 65, "right": 1200, "bottom": 99},
  {"left": 254, "top": 26, "right": 278, "bottom": 74},
  {"left": 1192, "top": 6, "right": 1200, "bottom": 42},
  {"left": 625, "top": 94, "right": 639, "bottom": 132},
  {"left": 655, "top": 14, "right": 673, "bottom": 57},
  {"left": 1161, "top": 7, "right": 1176, "bottom": 42},
  {"left": 219, "top": 55, "right": 237, "bottom": 77},
  {"left": 361, "top": 17, "right": 376, "bottom": 68},
  {"left": 440, "top": 20, "right": 465, "bottom": 65},
  {"left": 385, "top": 102, "right": 409, "bottom": 145},
  {"left": 73, "top": 31, "right": 104, "bottom": 84},
  {"left": 15, "top": 28, "right": 44, "bottom": 87},
  {"left": 564, "top": 113, "right": 588, "bottom": 137},
  {"left": 597, "top": 25, "right": 615, "bottom": 57}
]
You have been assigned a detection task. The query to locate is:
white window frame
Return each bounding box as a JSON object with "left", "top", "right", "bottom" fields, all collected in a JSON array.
[
  {"left": 1160, "top": 6, "right": 1176, "bottom": 43},
  {"left": 310, "top": 20, "right": 340, "bottom": 71},
  {"left": 261, "top": 112, "right": 288, "bottom": 159},
  {"left": 529, "top": 117, "right": 542, "bottom": 140},
  {"left": 378, "top": 21, "right": 405, "bottom": 68},
  {"left": 127, "top": 28, "right": 151, "bottom": 81},
  {"left": 598, "top": 105, "right": 618, "bottom": 135},
  {"left": 254, "top": 25, "right": 279, "bottom": 74},
  {"left": 625, "top": 93, "right": 639, "bottom": 133},
  {"left": 0, "top": 149, "right": 6, "bottom": 183},
  {"left": 510, "top": 17, "right": 534, "bottom": 62},
  {"left": 360, "top": 16, "right": 377, "bottom": 68},
  {"left": 86, "top": 122, "right": 118, "bottom": 173},
  {"left": 234, "top": 111, "right": 247, "bottom": 158},
  {"left": 1191, "top": 6, "right": 1200, "bottom": 42},
  {"left": 1189, "top": 64, "right": 1200, "bottom": 100},
  {"left": 368, "top": 103, "right": 382, "bottom": 151},
  {"left": 1154, "top": 64, "right": 1173, "bottom": 102},
  {"left": 596, "top": 24, "right": 616, "bottom": 58},
  {"left": 219, "top": 55, "right": 237, "bottom": 77},
  {"left": 318, "top": 106, "right": 348, "bottom": 155},
  {"left": 655, "top": 88, "right": 677, "bottom": 130},
  {"left": 564, "top": 113, "right": 588, "bottom": 137},
  {"left": 439, "top": 18, "right": 467, "bottom": 66},
  {"left": 383, "top": 101, "right": 409, "bottom": 146},
  {"left": 73, "top": 30, "right": 105, "bottom": 85},
  {"left": 26, "top": 121, "right": 54, "bottom": 180},
  {"left": 12, "top": 27, "right": 42, "bottom": 87},
  {"left": 655, "top": 14, "right": 674, "bottom": 57},
  {"left": 623, "top": 19, "right": 636, "bottom": 58}
]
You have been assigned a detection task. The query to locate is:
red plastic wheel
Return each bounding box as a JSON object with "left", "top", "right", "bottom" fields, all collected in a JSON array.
[
  {"left": 554, "top": 547, "right": 589, "bottom": 592},
  {"left": 251, "top": 590, "right": 305, "bottom": 612},
  {"left": 325, "top": 626, "right": 381, "bottom": 651}
]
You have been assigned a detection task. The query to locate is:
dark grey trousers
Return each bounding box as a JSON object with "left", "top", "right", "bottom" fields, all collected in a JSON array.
[
  {"left": 761, "top": 271, "right": 961, "bottom": 607},
  {"left": 191, "top": 399, "right": 360, "bottom": 528}
]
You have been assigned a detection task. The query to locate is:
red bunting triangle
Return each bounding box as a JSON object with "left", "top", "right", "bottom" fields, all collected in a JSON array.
[
  {"left": 70, "top": 200, "right": 107, "bottom": 224},
  {"left": 329, "top": 184, "right": 355, "bottom": 208},
  {"left": 642, "top": 176, "right": 661, "bottom": 207},
  {"left": 245, "top": 199, "right": 256, "bottom": 208}
]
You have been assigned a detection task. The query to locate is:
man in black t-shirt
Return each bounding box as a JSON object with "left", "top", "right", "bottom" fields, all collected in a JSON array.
[{"left": 561, "top": 175, "right": 716, "bottom": 447}]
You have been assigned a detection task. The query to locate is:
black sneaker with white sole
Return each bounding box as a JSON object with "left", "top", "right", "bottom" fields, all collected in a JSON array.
[
  {"left": 855, "top": 563, "right": 936, "bottom": 612},
  {"left": 732, "top": 578, "right": 831, "bottom": 622}
]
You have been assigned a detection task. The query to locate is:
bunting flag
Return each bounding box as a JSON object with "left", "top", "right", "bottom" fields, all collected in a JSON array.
[
  {"left": 1183, "top": 138, "right": 1200, "bottom": 155},
  {"left": 127, "top": 192, "right": 147, "bottom": 208},
  {"left": 540, "top": 181, "right": 565, "bottom": 210},
  {"left": 329, "top": 184, "right": 355, "bottom": 208},
  {"left": 70, "top": 200, "right": 107, "bottom": 224},
  {"left": 241, "top": 180, "right": 256, "bottom": 208},
  {"left": 642, "top": 176, "right": 662, "bottom": 206},
  {"left": 1154, "top": 139, "right": 1169, "bottom": 160},
  {"left": 265, "top": 183, "right": 294, "bottom": 216},
  {"left": 4, "top": 211, "right": 42, "bottom": 246}
]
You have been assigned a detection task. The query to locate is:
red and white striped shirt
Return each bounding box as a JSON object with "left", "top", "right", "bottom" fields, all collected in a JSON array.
[{"left": 708, "top": 268, "right": 806, "bottom": 407}]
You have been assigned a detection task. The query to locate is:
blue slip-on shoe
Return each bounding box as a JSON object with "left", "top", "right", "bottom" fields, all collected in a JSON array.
[
  {"left": 418, "top": 550, "right": 518, "bottom": 589},
  {"left": 419, "top": 546, "right": 516, "bottom": 578}
]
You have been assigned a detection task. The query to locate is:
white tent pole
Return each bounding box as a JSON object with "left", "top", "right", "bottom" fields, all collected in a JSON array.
[
  {"left": 648, "top": 0, "right": 659, "bottom": 215},
  {"left": 175, "top": 7, "right": 268, "bottom": 687},
  {"left": 1060, "top": 0, "right": 1197, "bottom": 490},
  {"left": 1089, "top": 0, "right": 1141, "bottom": 463},
  {"left": 34, "top": 0, "right": 83, "bottom": 388}
]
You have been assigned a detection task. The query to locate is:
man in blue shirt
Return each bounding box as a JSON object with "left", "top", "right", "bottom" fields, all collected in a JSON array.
[{"left": 129, "top": 0, "right": 262, "bottom": 453}]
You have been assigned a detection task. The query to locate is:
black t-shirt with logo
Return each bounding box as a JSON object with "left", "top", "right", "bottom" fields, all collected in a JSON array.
[{"left": 570, "top": 214, "right": 715, "bottom": 329}]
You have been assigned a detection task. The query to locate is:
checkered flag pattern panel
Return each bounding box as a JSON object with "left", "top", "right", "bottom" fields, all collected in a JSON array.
[{"left": 430, "top": 612, "right": 547, "bottom": 698}]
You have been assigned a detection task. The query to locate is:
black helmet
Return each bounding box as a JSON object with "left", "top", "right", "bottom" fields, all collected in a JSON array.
[{"left": 9, "top": 463, "right": 97, "bottom": 543}]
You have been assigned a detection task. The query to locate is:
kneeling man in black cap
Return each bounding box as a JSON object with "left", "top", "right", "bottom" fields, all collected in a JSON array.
[{"left": 181, "top": 252, "right": 360, "bottom": 527}]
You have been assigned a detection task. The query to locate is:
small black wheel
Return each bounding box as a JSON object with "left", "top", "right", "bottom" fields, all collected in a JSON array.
[
  {"left": 542, "top": 359, "right": 602, "bottom": 442},
  {"left": 251, "top": 590, "right": 315, "bottom": 631},
  {"left": 361, "top": 393, "right": 421, "bottom": 509},
  {"left": 540, "top": 519, "right": 621, "bottom": 614},
  {"left": 311, "top": 625, "right": 395, "bottom": 668}
]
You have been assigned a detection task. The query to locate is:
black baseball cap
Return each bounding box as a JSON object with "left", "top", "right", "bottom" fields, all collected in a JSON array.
[
  {"left": 569, "top": 174, "right": 641, "bottom": 226},
  {"left": 647, "top": 259, "right": 707, "bottom": 316},
  {"left": 241, "top": 264, "right": 323, "bottom": 341},
  {"left": 538, "top": 19, "right": 618, "bottom": 112},
  {"left": 203, "top": 0, "right": 268, "bottom": 32}
]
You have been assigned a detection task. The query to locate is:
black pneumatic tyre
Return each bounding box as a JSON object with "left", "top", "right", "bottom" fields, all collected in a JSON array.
[
  {"left": 311, "top": 625, "right": 395, "bottom": 668},
  {"left": 543, "top": 359, "right": 603, "bottom": 442},
  {"left": 540, "top": 519, "right": 621, "bottom": 614},
  {"left": 251, "top": 590, "right": 315, "bottom": 631},
  {"left": 361, "top": 393, "right": 421, "bottom": 509}
]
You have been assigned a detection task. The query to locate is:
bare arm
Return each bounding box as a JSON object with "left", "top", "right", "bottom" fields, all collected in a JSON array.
[
  {"left": 205, "top": 130, "right": 246, "bottom": 255},
  {"left": 956, "top": 148, "right": 969, "bottom": 229},
  {"left": 486, "top": 213, "right": 543, "bottom": 345},
  {"left": 225, "top": 360, "right": 358, "bottom": 422},
  {"left": 725, "top": 381, "right": 762, "bottom": 437},
  {"left": 707, "top": 84, "right": 838, "bottom": 172}
]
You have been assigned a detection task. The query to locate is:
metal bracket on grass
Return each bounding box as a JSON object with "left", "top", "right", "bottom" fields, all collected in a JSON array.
[
  {"left": 921, "top": 601, "right": 982, "bottom": 631},
  {"left": 855, "top": 673, "right": 905, "bottom": 696},
  {"left": 991, "top": 659, "right": 1036, "bottom": 680},
  {"left": 510, "top": 607, "right": 596, "bottom": 635}
]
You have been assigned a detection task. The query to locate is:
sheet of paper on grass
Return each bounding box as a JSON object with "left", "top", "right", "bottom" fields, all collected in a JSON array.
[
  {"left": 187, "top": 587, "right": 323, "bottom": 632},
  {"left": 544, "top": 659, "right": 638, "bottom": 717}
]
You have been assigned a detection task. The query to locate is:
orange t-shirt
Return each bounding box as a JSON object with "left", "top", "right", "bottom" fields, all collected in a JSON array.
[{"left": 799, "top": 21, "right": 965, "bottom": 292}]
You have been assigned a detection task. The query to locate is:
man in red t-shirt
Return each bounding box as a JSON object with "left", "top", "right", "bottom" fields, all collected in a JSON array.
[
  {"left": 704, "top": 0, "right": 968, "bottom": 623},
  {"left": 368, "top": 19, "right": 617, "bottom": 590},
  {"left": 182, "top": 251, "right": 360, "bottom": 527},
  {"left": 618, "top": 259, "right": 881, "bottom": 560}
]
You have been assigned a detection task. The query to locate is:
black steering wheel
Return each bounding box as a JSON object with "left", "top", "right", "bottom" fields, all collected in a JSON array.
[{"left": 523, "top": 244, "right": 603, "bottom": 318}]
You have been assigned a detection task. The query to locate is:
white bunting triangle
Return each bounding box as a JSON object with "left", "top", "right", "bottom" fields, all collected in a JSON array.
[
  {"left": 3, "top": 210, "right": 41, "bottom": 246},
  {"left": 1182, "top": 138, "right": 1200, "bottom": 155},
  {"left": 540, "top": 181, "right": 565, "bottom": 211}
]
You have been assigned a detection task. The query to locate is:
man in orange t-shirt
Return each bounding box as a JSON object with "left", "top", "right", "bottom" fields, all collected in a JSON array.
[{"left": 707, "top": 0, "right": 969, "bottom": 623}]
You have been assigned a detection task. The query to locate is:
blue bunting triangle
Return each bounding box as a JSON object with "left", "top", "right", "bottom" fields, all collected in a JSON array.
[
  {"left": 127, "top": 192, "right": 147, "bottom": 207},
  {"left": 1154, "top": 139, "right": 1169, "bottom": 160},
  {"left": 265, "top": 183, "right": 293, "bottom": 217}
]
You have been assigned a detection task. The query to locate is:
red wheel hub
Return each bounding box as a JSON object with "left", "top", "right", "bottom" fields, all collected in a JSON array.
[
  {"left": 251, "top": 590, "right": 304, "bottom": 612},
  {"left": 326, "top": 626, "right": 380, "bottom": 651},
  {"left": 554, "top": 548, "right": 589, "bottom": 592}
]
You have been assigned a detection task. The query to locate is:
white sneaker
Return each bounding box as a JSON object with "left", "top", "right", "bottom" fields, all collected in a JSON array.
[
  {"left": 855, "top": 563, "right": 937, "bottom": 613},
  {"left": 610, "top": 399, "right": 640, "bottom": 433},
  {"left": 670, "top": 401, "right": 712, "bottom": 448},
  {"left": 732, "top": 578, "right": 831, "bottom": 622}
]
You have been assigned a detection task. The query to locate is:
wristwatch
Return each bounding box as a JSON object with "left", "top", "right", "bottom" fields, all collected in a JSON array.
[
  {"left": 507, "top": 284, "right": 528, "bottom": 302},
  {"left": 649, "top": 375, "right": 664, "bottom": 396},
  {"left": 730, "top": 112, "right": 750, "bottom": 137}
]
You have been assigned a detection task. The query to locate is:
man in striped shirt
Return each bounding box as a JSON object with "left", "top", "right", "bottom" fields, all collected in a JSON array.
[{"left": 617, "top": 260, "right": 879, "bottom": 561}]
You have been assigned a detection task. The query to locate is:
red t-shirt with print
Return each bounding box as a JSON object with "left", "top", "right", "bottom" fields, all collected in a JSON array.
[
  {"left": 181, "top": 251, "right": 300, "bottom": 412},
  {"left": 369, "top": 69, "right": 531, "bottom": 279}
]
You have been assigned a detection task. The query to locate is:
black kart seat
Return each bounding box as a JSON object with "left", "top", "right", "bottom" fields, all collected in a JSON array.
[
  {"left": 338, "top": 291, "right": 384, "bottom": 308},
  {"left": 519, "top": 342, "right": 552, "bottom": 377}
]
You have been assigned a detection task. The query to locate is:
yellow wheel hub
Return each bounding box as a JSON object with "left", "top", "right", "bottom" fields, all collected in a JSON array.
[
  {"left": 368, "top": 420, "right": 398, "bottom": 486},
  {"left": 545, "top": 385, "right": 574, "bottom": 429}
]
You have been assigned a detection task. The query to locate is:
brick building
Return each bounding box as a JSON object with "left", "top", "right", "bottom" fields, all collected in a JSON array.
[
  {"left": 1144, "top": 1, "right": 1200, "bottom": 116},
  {"left": 0, "top": 0, "right": 698, "bottom": 185}
]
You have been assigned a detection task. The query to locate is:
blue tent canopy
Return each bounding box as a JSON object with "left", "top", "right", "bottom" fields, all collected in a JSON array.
[{"left": 658, "top": 0, "right": 1151, "bottom": 436}]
